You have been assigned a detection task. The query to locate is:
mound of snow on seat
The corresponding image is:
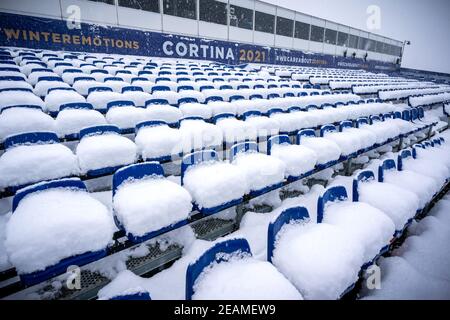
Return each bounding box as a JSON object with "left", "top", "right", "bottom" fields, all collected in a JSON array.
[
  {"left": 232, "top": 152, "right": 285, "bottom": 193},
  {"left": 0, "top": 108, "right": 55, "bottom": 141},
  {"left": 270, "top": 144, "right": 317, "bottom": 178},
  {"left": 76, "top": 134, "right": 137, "bottom": 174},
  {"left": 183, "top": 162, "right": 247, "bottom": 209},
  {"left": 5, "top": 188, "right": 114, "bottom": 274},
  {"left": 0, "top": 144, "right": 80, "bottom": 188},
  {"left": 193, "top": 255, "right": 302, "bottom": 300},
  {"left": 273, "top": 222, "right": 364, "bottom": 300},
  {"left": 114, "top": 177, "right": 192, "bottom": 237}
]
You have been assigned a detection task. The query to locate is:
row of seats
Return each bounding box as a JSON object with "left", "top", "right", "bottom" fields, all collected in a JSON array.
[
  {"left": 0, "top": 108, "right": 430, "bottom": 193},
  {"left": 6, "top": 135, "right": 447, "bottom": 288},
  {"left": 0, "top": 93, "right": 377, "bottom": 142},
  {"left": 182, "top": 137, "right": 450, "bottom": 300},
  {"left": 96, "top": 136, "right": 449, "bottom": 300}
]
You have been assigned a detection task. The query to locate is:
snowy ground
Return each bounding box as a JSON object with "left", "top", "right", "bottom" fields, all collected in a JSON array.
[{"left": 362, "top": 194, "right": 450, "bottom": 300}]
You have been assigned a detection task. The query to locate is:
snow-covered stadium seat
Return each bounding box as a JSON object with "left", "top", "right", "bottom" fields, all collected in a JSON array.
[
  {"left": 320, "top": 124, "right": 362, "bottom": 158},
  {"left": 398, "top": 149, "right": 449, "bottom": 188},
  {"left": 178, "top": 98, "right": 212, "bottom": 119},
  {"left": 0, "top": 88, "right": 45, "bottom": 112},
  {"left": 178, "top": 117, "right": 222, "bottom": 152},
  {"left": 97, "top": 270, "right": 152, "bottom": 300},
  {"left": 76, "top": 125, "right": 137, "bottom": 176},
  {"left": 268, "top": 206, "right": 364, "bottom": 300},
  {"left": 352, "top": 170, "right": 420, "bottom": 237},
  {"left": 105, "top": 100, "right": 150, "bottom": 133},
  {"left": 317, "top": 186, "right": 395, "bottom": 265},
  {"left": 34, "top": 76, "right": 70, "bottom": 98},
  {"left": 242, "top": 110, "right": 280, "bottom": 141},
  {"left": 86, "top": 87, "right": 123, "bottom": 113},
  {"left": 145, "top": 99, "right": 182, "bottom": 125},
  {"left": 121, "top": 86, "right": 152, "bottom": 107},
  {"left": 150, "top": 85, "right": 180, "bottom": 105},
  {"left": 55, "top": 102, "right": 107, "bottom": 139},
  {"left": 230, "top": 142, "right": 285, "bottom": 197},
  {"left": 0, "top": 105, "right": 55, "bottom": 142},
  {"left": 297, "top": 129, "right": 341, "bottom": 168},
  {"left": 0, "top": 132, "right": 80, "bottom": 191},
  {"left": 112, "top": 162, "right": 192, "bottom": 243},
  {"left": 5, "top": 178, "right": 114, "bottom": 285},
  {"left": 45, "top": 87, "right": 85, "bottom": 115},
  {"left": 181, "top": 150, "right": 247, "bottom": 214},
  {"left": 186, "top": 238, "right": 302, "bottom": 300},
  {"left": 378, "top": 159, "right": 440, "bottom": 209},
  {"left": 213, "top": 113, "right": 257, "bottom": 147},
  {"left": 135, "top": 120, "right": 182, "bottom": 162},
  {"left": 267, "top": 135, "right": 317, "bottom": 180}
]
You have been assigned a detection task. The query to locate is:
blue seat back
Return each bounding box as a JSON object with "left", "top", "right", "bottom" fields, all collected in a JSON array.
[
  {"left": 242, "top": 110, "right": 261, "bottom": 120},
  {"left": 297, "top": 129, "right": 316, "bottom": 144},
  {"left": 378, "top": 159, "right": 397, "bottom": 182},
  {"left": 135, "top": 120, "right": 167, "bottom": 133},
  {"left": 317, "top": 186, "right": 348, "bottom": 223},
  {"left": 146, "top": 99, "right": 169, "bottom": 106},
  {"left": 112, "top": 162, "right": 164, "bottom": 196},
  {"left": 305, "top": 104, "right": 319, "bottom": 111},
  {"left": 110, "top": 292, "right": 151, "bottom": 300},
  {"left": 79, "top": 125, "right": 120, "bottom": 139},
  {"left": 122, "top": 86, "right": 143, "bottom": 93},
  {"left": 267, "top": 206, "right": 310, "bottom": 262},
  {"left": 106, "top": 100, "right": 135, "bottom": 111},
  {"left": 178, "top": 97, "right": 198, "bottom": 105},
  {"left": 230, "top": 141, "right": 258, "bottom": 161},
  {"left": 88, "top": 86, "right": 113, "bottom": 94},
  {"left": 339, "top": 120, "right": 353, "bottom": 132},
  {"left": 352, "top": 170, "right": 376, "bottom": 202},
  {"left": 229, "top": 95, "right": 244, "bottom": 102},
  {"left": 320, "top": 124, "right": 337, "bottom": 137},
  {"left": 181, "top": 150, "right": 218, "bottom": 185},
  {"left": 212, "top": 113, "right": 235, "bottom": 123},
  {"left": 369, "top": 115, "right": 381, "bottom": 124},
  {"left": 177, "top": 85, "right": 194, "bottom": 92},
  {"left": 397, "top": 150, "right": 413, "bottom": 171},
  {"left": 4, "top": 131, "right": 59, "bottom": 150},
  {"left": 249, "top": 94, "right": 263, "bottom": 100},
  {"left": 288, "top": 106, "right": 302, "bottom": 113},
  {"left": 205, "top": 96, "right": 223, "bottom": 103},
  {"left": 402, "top": 110, "right": 411, "bottom": 121},
  {"left": 267, "top": 135, "right": 290, "bottom": 155},
  {"left": 185, "top": 238, "right": 252, "bottom": 300},
  {"left": 356, "top": 117, "right": 369, "bottom": 128},
  {"left": 151, "top": 86, "right": 170, "bottom": 93},
  {"left": 267, "top": 108, "right": 283, "bottom": 117},
  {"left": 60, "top": 102, "right": 94, "bottom": 111},
  {"left": 13, "top": 178, "right": 86, "bottom": 212}
]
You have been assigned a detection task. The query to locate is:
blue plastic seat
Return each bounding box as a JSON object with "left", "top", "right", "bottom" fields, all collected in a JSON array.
[
  {"left": 12, "top": 178, "right": 108, "bottom": 286},
  {"left": 112, "top": 162, "right": 189, "bottom": 243},
  {"left": 185, "top": 238, "right": 252, "bottom": 300}
]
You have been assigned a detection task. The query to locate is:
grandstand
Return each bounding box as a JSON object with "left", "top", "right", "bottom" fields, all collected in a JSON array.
[{"left": 0, "top": 0, "right": 449, "bottom": 301}]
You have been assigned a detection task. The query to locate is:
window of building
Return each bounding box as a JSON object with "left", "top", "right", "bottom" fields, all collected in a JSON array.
[
  {"left": 255, "top": 11, "right": 275, "bottom": 34},
  {"left": 276, "top": 16, "right": 294, "bottom": 37},
  {"left": 163, "top": 0, "right": 197, "bottom": 20},
  {"left": 118, "top": 0, "right": 159, "bottom": 12},
  {"left": 310, "top": 25, "right": 324, "bottom": 43},
  {"left": 294, "top": 21, "right": 310, "bottom": 40},
  {"left": 200, "top": 0, "right": 227, "bottom": 25},
  {"left": 348, "top": 34, "right": 359, "bottom": 49},
  {"left": 358, "top": 37, "right": 369, "bottom": 51},
  {"left": 229, "top": 4, "right": 253, "bottom": 30},
  {"left": 337, "top": 32, "right": 348, "bottom": 47},
  {"left": 324, "top": 28, "right": 337, "bottom": 45},
  {"left": 367, "top": 39, "right": 376, "bottom": 52}
]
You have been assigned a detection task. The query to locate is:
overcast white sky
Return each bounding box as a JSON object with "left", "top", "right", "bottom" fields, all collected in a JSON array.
[{"left": 263, "top": 0, "right": 450, "bottom": 74}]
